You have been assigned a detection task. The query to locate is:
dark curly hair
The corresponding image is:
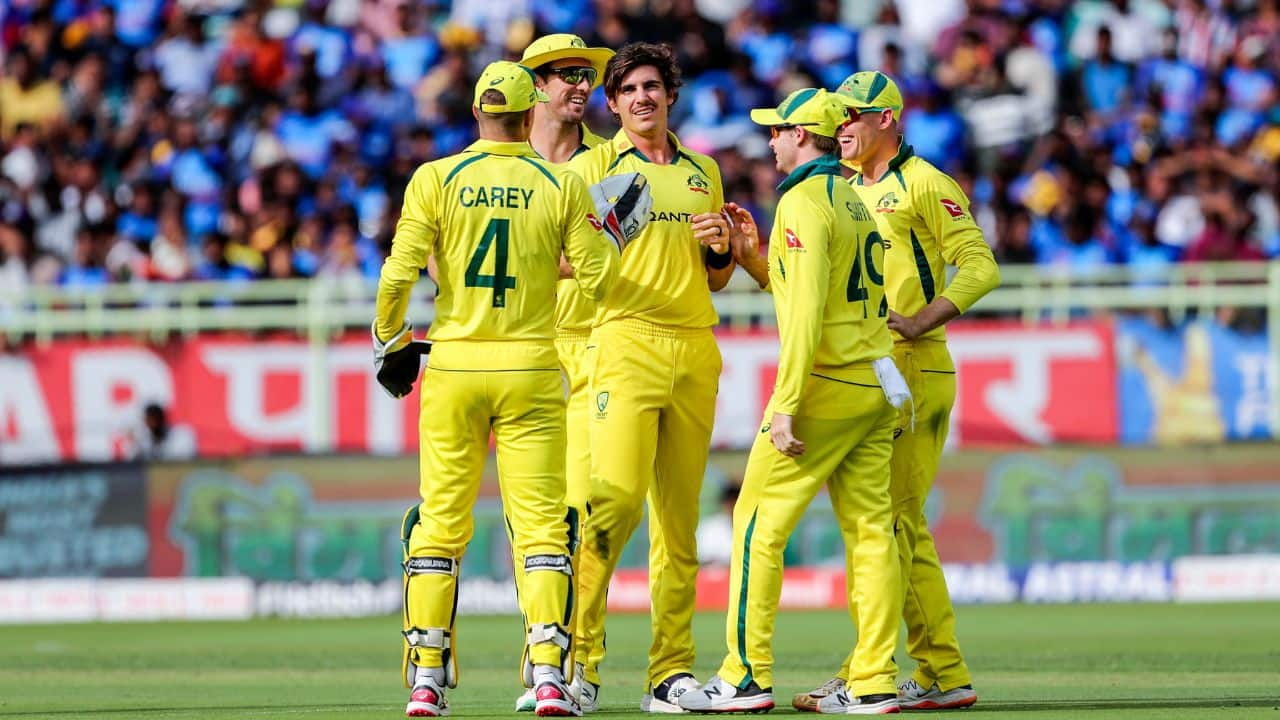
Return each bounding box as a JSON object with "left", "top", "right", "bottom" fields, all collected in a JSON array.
[{"left": 602, "top": 42, "right": 683, "bottom": 106}]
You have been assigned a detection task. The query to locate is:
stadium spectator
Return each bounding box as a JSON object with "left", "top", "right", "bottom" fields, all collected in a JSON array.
[
  {"left": 153, "top": 13, "right": 221, "bottom": 96},
  {"left": 0, "top": 0, "right": 1276, "bottom": 294},
  {"left": 132, "top": 402, "right": 197, "bottom": 460},
  {"left": 0, "top": 48, "right": 65, "bottom": 140}
]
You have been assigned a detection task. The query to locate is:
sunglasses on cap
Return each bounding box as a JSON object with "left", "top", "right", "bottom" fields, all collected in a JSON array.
[
  {"left": 769, "top": 123, "right": 818, "bottom": 138},
  {"left": 543, "top": 66, "right": 597, "bottom": 86}
]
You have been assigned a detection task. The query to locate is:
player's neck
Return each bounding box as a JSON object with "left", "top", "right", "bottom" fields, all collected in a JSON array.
[
  {"left": 626, "top": 127, "right": 675, "bottom": 164},
  {"left": 529, "top": 117, "right": 582, "bottom": 164},
  {"left": 859, "top": 136, "right": 903, "bottom": 186},
  {"left": 787, "top": 147, "right": 826, "bottom": 174}
]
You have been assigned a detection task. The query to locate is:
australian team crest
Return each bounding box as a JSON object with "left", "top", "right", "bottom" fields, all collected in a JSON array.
[
  {"left": 686, "top": 173, "right": 710, "bottom": 194},
  {"left": 876, "top": 192, "right": 900, "bottom": 213},
  {"left": 596, "top": 391, "right": 610, "bottom": 418}
]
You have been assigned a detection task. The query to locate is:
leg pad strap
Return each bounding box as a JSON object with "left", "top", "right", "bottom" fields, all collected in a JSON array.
[
  {"left": 404, "top": 627, "right": 451, "bottom": 650},
  {"left": 404, "top": 556, "right": 458, "bottom": 577},
  {"left": 524, "top": 553, "right": 572, "bottom": 576}
]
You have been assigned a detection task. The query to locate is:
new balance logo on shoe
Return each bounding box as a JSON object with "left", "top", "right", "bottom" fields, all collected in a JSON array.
[{"left": 679, "top": 676, "right": 774, "bottom": 714}]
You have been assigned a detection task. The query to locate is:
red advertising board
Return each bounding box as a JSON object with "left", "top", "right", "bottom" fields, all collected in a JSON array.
[
  {"left": 947, "top": 322, "right": 1118, "bottom": 445},
  {"left": 0, "top": 322, "right": 1117, "bottom": 464}
]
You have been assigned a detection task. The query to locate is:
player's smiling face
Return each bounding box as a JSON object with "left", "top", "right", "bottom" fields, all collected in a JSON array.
[
  {"left": 837, "top": 108, "right": 891, "bottom": 167},
  {"left": 608, "top": 65, "right": 672, "bottom": 135},
  {"left": 541, "top": 57, "right": 592, "bottom": 124}
]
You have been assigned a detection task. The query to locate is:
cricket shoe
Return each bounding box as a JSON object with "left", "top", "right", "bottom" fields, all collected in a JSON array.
[
  {"left": 641, "top": 672, "right": 700, "bottom": 713},
  {"left": 535, "top": 675, "right": 583, "bottom": 717},
  {"left": 815, "top": 689, "right": 899, "bottom": 715},
  {"left": 678, "top": 674, "right": 775, "bottom": 713},
  {"left": 569, "top": 666, "right": 600, "bottom": 713},
  {"left": 897, "top": 679, "right": 977, "bottom": 710},
  {"left": 405, "top": 677, "right": 449, "bottom": 717},
  {"left": 516, "top": 687, "right": 537, "bottom": 712},
  {"left": 792, "top": 677, "right": 845, "bottom": 712}
]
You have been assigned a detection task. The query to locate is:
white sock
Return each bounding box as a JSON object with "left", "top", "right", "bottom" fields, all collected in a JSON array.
[
  {"left": 533, "top": 664, "right": 563, "bottom": 685},
  {"left": 415, "top": 665, "right": 446, "bottom": 687}
]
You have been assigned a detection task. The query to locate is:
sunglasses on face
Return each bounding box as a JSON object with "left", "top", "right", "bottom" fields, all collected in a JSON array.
[
  {"left": 769, "top": 123, "right": 817, "bottom": 138},
  {"left": 545, "top": 66, "right": 597, "bottom": 86},
  {"left": 848, "top": 107, "right": 889, "bottom": 120}
]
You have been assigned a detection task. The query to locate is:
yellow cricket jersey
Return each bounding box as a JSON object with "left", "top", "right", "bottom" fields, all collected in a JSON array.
[
  {"left": 848, "top": 143, "right": 999, "bottom": 343},
  {"left": 551, "top": 124, "right": 607, "bottom": 332},
  {"left": 376, "top": 139, "right": 619, "bottom": 368},
  {"left": 767, "top": 154, "right": 893, "bottom": 415},
  {"left": 568, "top": 130, "right": 725, "bottom": 329}
]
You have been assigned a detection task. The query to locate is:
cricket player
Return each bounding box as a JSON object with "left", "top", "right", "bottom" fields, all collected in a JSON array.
[
  {"left": 514, "top": 32, "right": 615, "bottom": 714},
  {"left": 789, "top": 71, "right": 1000, "bottom": 712},
  {"left": 373, "top": 60, "right": 620, "bottom": 718},
  {"left": 568, "top": 41, "right": 736, "bottom": 712},
  {"left": 678, "top": 88, "right": 908, "bottom": 716}
]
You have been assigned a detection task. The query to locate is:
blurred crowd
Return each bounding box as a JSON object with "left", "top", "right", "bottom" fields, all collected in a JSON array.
[{"left": 1, "top": 0, "right": 1278, "bottom": 292}]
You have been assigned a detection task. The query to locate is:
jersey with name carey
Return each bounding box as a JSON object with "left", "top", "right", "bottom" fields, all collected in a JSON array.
[{"left": 376, "top": 139, "right": 616, "bottom": 346}]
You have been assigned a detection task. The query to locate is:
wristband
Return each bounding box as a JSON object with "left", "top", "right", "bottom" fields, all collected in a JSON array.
[{"left": 706, "top": 247, "right": 733, "bottom": 269}]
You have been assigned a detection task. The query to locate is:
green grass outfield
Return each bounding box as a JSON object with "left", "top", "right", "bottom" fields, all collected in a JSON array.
[{"left": 2, "top": 603, "right": 1278, "bottom": 719}]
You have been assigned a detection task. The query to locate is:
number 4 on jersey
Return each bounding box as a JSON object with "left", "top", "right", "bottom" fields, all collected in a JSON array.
[{"left": 465, "top": 218, "right": 517, "bottom": 308}]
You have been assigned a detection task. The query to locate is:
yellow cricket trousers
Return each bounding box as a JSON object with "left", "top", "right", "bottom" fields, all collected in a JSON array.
[
  {"left": 401, "top": 341, "right": 575, "bottom": 687},
  {"left": 836, "top": 339, "right": 971, "bottom": 691},
  {"left": 507, "top": 331, "right": 594, "bottom": 674},
  {"left": 575, "top": 318, "right": 722, "bottom": 690},
  {"left": 556, "top": 330, "right": 595, "bottom": 522},
  {"left": 717, "top": 368, "right": 901, "bottom": 696}
]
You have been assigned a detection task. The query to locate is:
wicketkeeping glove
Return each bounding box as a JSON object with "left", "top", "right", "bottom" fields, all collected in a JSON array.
[
  {"left": 372, "top": 321, "right": 431, "bottom": 399},
  {"left": 588, "top": 171, "right": 653, "bottom": 252}
]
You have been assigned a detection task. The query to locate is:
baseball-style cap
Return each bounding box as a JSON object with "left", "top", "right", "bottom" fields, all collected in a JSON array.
[
  {"left": 835, "top": 71, "right": 904, "bottom": 121},
  {"left": 474, "top": 61, "right": 549, "bottom": 113},
  {"left": 520, "top": 33, "right": 614, "bottom": 90},
  {"left": 749, "top": 88, "right": 852, "bottom": 138}
]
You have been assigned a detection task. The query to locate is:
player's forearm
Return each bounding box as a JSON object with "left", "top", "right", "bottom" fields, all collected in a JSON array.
[
  {"left": 739, "top": 253, "right": 770, "bottom": 290},
  {"left": 374, "top": 281, "right": 413, "bottom": 347},
  {"left": 772, "top": 345, "right": 817, "bottom": 415},
  {"left": 706, "top": 260, "right": 735, "bottom": 291},
  {"left": 374, "top": 233, "right": 429, "bottom": 342},
  {"left": 572, "top": 247, "right": 619, "bottom": 301},
  {"left": 941, "top": 247, "right": 1000, "bottom": 313},
  {"left": 907, "top": 296, "right": 961, "bottom": 337},
  {"left": 565, "top": 222, "right": 620, "bottom": 302},
  {"left": 773, "top": 304, "right": 822, "bottom": 414}
]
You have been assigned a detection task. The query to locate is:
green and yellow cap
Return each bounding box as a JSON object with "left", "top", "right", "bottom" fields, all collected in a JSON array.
[
  {"left": 520, "top": 33, "right": 614, "bottom": 90},
  {"left": 474, "top": 61, "right": 549, "bottom": 113},
  {"left": 835, "top": 71, "right": 903, "bottom": 121},
  {"left": 749, "top": 88, "right": 852, "bottom": 138}
]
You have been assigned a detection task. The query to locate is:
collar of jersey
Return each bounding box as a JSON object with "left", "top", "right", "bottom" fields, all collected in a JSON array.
[
  {"left": 611, "top": 130, "right": 692, "bottom": 165},
  {"left": 849, "top": 140, "right": 915, "bottom": 186},
  {"left": 463, "top": 139, "right": 540, "bottom": 157},
  {"left": 777, "top": 153, "right": 843, "bottom": 194}
]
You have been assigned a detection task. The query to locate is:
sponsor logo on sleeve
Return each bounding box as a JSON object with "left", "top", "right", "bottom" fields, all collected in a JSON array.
[
  {"left": 586, "top": 212, "right": 603, "bottom": 232},
  {"left": 940, "top": 198, "right": 966, "bottom": 218},
  {"left": 784, "top": 228, "right": 804, "bottom": 250}
]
